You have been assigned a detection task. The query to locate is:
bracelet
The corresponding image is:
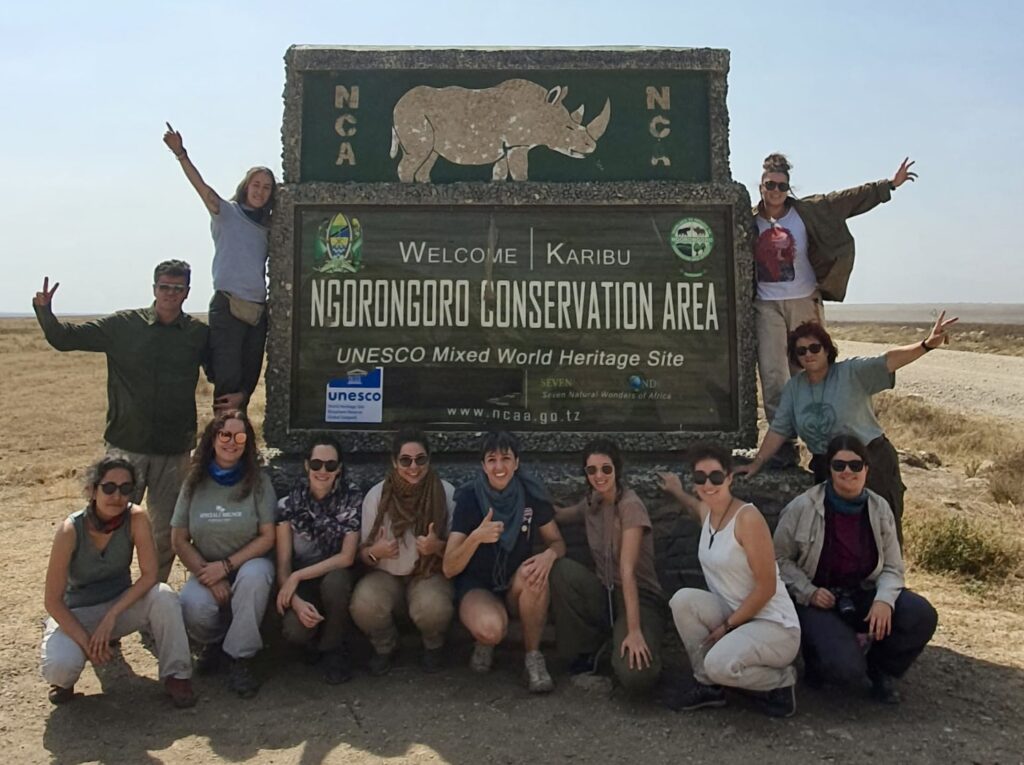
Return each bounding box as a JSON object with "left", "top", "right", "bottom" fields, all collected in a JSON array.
[
  {"left": 367, "top": 551, "right": 379, "bottom": 564},
  {"left": 920, "top": 339, "right": 934, "bottom": 353},
  {"left": 222, "top": 558, "right": 234, "bottom": 575}
]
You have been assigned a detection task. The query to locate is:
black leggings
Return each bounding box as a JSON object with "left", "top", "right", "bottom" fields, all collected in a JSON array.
[{"left": 208, "top": 291, "right": 268, "bottom": 400}]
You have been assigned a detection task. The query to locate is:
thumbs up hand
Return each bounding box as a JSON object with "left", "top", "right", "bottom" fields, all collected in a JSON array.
[
  {"left": 472, "top": 508, "right": 504, "bottom": 545},
  {"left": 415, "top": 521, "right": 443, "bottom": 557}
]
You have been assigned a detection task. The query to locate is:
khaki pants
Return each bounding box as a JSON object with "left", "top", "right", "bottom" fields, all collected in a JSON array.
[
  {"left": 281, "top": 568, "right": 354, "bottom": 652},
  {"left": 41, "top": 583, "right": 192, "bottom": 688},
  {"left": 350, "top": 570, "right": 454, "bottom": 654},
  {"left": 670, "top": 588, "right": 799, "bottom": 692},
  {"left": 105, "top": 447, "right": 189, "bottom": 583},
  {"left": 754, "top": 293, "right": 824, "bottom": 425}
]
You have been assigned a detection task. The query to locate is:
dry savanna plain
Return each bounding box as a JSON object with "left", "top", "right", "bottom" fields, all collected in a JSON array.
[{"left": 1, "top": 316, "right": 1023, "bottom": 765}]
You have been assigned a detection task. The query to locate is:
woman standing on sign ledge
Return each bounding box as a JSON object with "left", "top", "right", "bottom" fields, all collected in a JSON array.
[
  {"left": 736, "top": 310, "right": 958, "bottom": 544},
  {"left": 163, "top": 123, "right": 276, "bottom": 414},
  {"left": 753, "top": 152, "right": 917, "bottom": 469}
]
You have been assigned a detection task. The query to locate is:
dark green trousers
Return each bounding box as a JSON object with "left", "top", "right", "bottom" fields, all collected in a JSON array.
[{"left": 550, "top": 557, "right": 665, "bottom": 695}]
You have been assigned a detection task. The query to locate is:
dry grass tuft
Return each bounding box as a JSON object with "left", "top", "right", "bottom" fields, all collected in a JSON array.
[
  {"left": 989, "top": 449, "right": 1024, "bottom": 505},
  {"left": 829, "top": 321, "right": 1024, "bottom": 358},
  {"left": 906, "top": 507, "right": 1022, "bottom": 582}
]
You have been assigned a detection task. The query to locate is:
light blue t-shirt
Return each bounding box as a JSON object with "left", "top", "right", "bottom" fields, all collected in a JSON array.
[
  {"left": 770, "top": 355, "right": 894, "bottom": 455},
  {"left": 210, "top": 199, "right": 269, "bottom": 303}
]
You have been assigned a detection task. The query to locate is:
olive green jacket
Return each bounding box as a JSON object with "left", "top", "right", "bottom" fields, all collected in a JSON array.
[{"left": 753, "top": 179, "right": 892, "bottom": 302}]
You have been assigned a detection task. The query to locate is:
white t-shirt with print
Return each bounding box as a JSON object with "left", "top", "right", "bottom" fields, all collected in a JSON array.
[{"left": 754, "top": 206, "right": 818, "bottom": 301}]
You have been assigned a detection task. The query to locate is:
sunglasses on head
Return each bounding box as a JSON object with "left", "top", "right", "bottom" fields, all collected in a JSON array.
[
  {"left": 795, "top": 342, "right": 823, "bottom": 357},
  {"left": 216, "top": 430, "right": 248, "bottom": 445},
  {"left": 99, "top": 481, "right": 134, "bottom": 496},
  {"left": 155, "top": 283, "right": 188, "bottom": 293},
  {"left": 831, "top": 459, "right": 865, "bottom": 474},
  {"left": 693, "top": 470, "right": 727, "bottom": 486},
  {"left": 398, "top": 454, "right": 429, "bottom": 468},
  {"left": 762, "top": 180, "right": 791, "bottom": 192},
  {"left": 308, "top": 459, "right": 340, "bottom": 472},
  {"left": 585, "top": 464, "right": 614, "bottom": 476}
]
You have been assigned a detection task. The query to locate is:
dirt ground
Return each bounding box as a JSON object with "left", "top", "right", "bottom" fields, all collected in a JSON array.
[{"left": 2, "top": 317, "right": 1023, "bottom": 765}]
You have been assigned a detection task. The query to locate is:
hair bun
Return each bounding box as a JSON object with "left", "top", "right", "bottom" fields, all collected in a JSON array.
[{"left": 762, "top": 152, "right": 792, "bottom": 175}]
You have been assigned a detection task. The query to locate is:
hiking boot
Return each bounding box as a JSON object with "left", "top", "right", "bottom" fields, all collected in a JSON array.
[
  {"left": 422, "top": 647, "right": 444, "bottom": 674},
  {"left": 369, "top": 649, "right": 395, "bottom": 677},
  {"left": 758, "top": 684, "right": 797, "bottom": 718},
  {"left": 164, "top": 677, "right": 197, "bottom": 708},
  {"left": 665, "top": 682, "right": 727, "bottom": 712},
  {"left": 196, "top": 642, "right": 224, "bottom": 676},
  {"left": 868, "top": 668, "right": 901, "bottom": 704},
  {"left": 323, "top": 648, "right": 352, "bottom": 685},
  {"left": 524, "top": 650, "right": 554, "bottom": 694},
  {"left": 228, "top": 657, "right": 261, "bottom": 699},
  {"left": 470, "top": 642, "right": 494, "bottom": 674},
  {"left": 48, "top": 684, "right": 75, "bottom": 705}
]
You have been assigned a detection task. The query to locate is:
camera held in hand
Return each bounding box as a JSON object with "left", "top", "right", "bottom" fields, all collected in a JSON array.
[{"left": 829, "top": 587, "right": 857, "bottom": 619}]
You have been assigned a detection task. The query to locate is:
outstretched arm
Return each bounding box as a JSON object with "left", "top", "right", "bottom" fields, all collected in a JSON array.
[
  {"left": 163, "top": 123, "right": 221, "bottom": 216},
  {"left": 885, "top": 309, "right": 958, "bottom": 372}
]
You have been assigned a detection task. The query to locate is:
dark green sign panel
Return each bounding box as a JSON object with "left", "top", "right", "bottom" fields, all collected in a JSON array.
[
  {"left": 300, "top": 70, "right": 711, "bottom": 183},
  {"left": 291, "top": 204, "right": 735, "bottom": 432}
]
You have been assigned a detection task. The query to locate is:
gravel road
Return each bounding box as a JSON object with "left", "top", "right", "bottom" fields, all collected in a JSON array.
[{"left": 841, "top": 341, "right": 1024, "bottom": 422}]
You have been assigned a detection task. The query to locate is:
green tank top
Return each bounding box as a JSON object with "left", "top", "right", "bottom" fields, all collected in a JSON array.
[{"left": 64, "top": 507, "right": 134, "bottom": 608}]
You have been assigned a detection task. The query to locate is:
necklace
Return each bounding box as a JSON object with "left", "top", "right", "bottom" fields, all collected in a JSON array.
[{"left": 707, "top": 500, "right": 735, "bottom": 549}]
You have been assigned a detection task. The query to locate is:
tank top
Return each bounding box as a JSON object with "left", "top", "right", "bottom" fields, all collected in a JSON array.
[
  {"left": 698, "top": 503, "right": 799, "bottom": 630},
  {"left": 64, "top": 508, "right": 134, "bottom": 608}
]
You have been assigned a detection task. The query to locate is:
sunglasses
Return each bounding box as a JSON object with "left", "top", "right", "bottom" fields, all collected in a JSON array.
[
  {"left": 693, "top": 470, "right": 727, "bottom": 486},
  {"left": 398, "top": 454, "right": 429, "bottom": 467},
  {"left": 585, "top": 464, "right": 614, "bottom": 476},
  {"left": 308, "top": 459, "right": 340, "bottom": 472},
  {"left": 216, "top": 430, "right": 248, "bottom": 445},
  {"left": 762, "top": 181, "right": 791, "bottom": 192},
  {"left": 831, "top": 459, "right": 866, "bottom": 474},
  {"left": 155, "top": 283, "right": 188, "bottom": 293},
  {"left": 99, "top": 481, "right": 135, "bottom": 496},
  {"left": 795, "top": 343, "right": 823, "bottom": 357}
]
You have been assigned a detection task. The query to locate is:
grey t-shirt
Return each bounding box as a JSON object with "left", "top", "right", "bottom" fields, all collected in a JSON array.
[
  {"left": 171, "top": 472, "right": 277, "bottom": 561},
  {"left": 770, "top": 355, "right": 894, "bottom": 455},
  {"left": 210, "top": 199, "right": 269, "bottom": 303}
]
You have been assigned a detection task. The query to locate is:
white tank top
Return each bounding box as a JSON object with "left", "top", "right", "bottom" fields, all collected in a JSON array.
[{"left": 698, "top": 503, "right": 799, "bottom": 630}]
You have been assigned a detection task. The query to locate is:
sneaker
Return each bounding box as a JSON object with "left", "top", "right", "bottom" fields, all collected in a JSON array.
[
  {"left": 665, "top": 682, "right": 727, "bottom": 711},
  {"left": 196, "top": 642, "right": 225, "bottom": 676},
  {"left": 758, "top": 684, "right": 797, "bottom": 718},
  {"left": 48, "top": 684, "right": 75, "bottom": 705},
  {"left": 524, "top": 650, "right": 554, "bottom": 694},
  {"left": 470, "top": 643, "right": 494, "bottom": 674},
  {"left": 228, "top": 658, "right": 261, "bottom": 699},
  {"left": 369, "top": 649, "right": 394, "bottom": 677},
  {"left": 422, "top": 647, "right": 444, "bottom": 674},
  {"left": 323, "top": 648, "right": 352, "bottom": 685},
  {"left": 164, "top": 677, "right": 197, "bottom": 708},
  {"left": 868, "top": 668, "right": 901, "bottom": 705}
]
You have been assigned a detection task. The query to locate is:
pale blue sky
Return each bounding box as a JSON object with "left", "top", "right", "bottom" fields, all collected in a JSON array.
[{"left": 2, "top": 0, "right": 1021, "bottom": 312}]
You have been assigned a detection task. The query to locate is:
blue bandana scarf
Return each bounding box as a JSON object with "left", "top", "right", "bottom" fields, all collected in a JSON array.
[{"left": 208, "top": 462, "right": 244, "bottom": 487}]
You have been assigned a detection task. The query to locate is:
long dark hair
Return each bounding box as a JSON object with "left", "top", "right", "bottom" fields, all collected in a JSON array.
[
  {"left": 581, "top": 436, "right": 624, "bottom": 501},
  {"left": 83, "top": 455, "right": 137, "bottom": 499},
  {"left": 231, "top": 166, "right": 276, "bottom": 225},
  {"left": 304, "top": 436, "right": 344, "bottom": 482},
  {"left": 184, "top": 410, "right": 261, "bottom": 500}
]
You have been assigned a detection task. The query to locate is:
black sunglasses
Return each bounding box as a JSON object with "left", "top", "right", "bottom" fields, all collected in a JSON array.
[
  {"left": 585, "top": 464, "right": 614, "bottom": 476},
  {"left": 795, "top": 342, "right": 823, "bottom": 357},
  {"left": 398, "top": 454, "right": 429, "bottom": 467},
  {"left": 762, "top": 180, "right": 791, "bottom": 192},
  {"left": 693, "top": 470, "right": 727, "bottom": 486},
  {"left": 831, "top": 459, "right": 865, "bottom": 474},
  {"left": 308, "top": 459, "right": 340, "bottom": 472},
  {"left": 154, "top": 283, "right": 188, "bottom": 293},
  {"left": 99, "top": 481, "right": 135, "bottom": 496}
]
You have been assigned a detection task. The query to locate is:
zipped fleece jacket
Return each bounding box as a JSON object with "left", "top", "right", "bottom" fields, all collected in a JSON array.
[{"left": 753, "top": 179, "right": 892, "bottom": 302}]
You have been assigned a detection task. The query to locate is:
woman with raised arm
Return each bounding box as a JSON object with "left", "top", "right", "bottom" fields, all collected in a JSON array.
[
  {"left": 659, "top": 443, "right": 800, "bottom": 718},
  {"left": 550, "top": 437, "right": 666, "bottom": 695},
  {"left": 350, "top": 429, "right": 455, "bottom": 675},
  {"left": 163, "top": 123, "right": 276, "bottom": 414},
  {"left": 41, "top": 456, "right": 195, "bottom": 708},
  {"left": 773, "top": 435, "right": 937, "bottom": 703},
  {"left": 737, "top": 310, "right": 958, "bottom": 543},
  {"left": 275, "top": 437, "right": 362, "bottom": 684},
  {"left": 171, "top": 411, "right": 276, "bottom": 699}
]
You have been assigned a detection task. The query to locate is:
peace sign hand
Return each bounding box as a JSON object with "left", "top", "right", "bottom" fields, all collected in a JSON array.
[
  {"left": 892, "top": 157, "right": 918, "bottom": 188},
  {"left": 33, "top": 277, "right": 59, "bottom": 308},
  {"left": 924, "top": 310, "right": 959, "bottom": 350}
]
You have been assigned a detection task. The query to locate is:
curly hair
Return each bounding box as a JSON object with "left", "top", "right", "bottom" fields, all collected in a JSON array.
[
  {"left": 787, "top": 321, "right": 839, "bottom": 367},
  {"left": 762, "top": 152, "right": 792, "bottom": 180},
  {"left": 685, "top": 441, "right": 734, "bottom": 474},
  {"left": 183, "top": 410, "right": 262, "bottom": 501},
  {"left": 231, "top": 166, "right": 276, "bottom": 226},
  {"left": 581, "top": 436, "right": 625, "bottom": 500},
  {"left": 83, "top": 455, "right": 137, "bottom": 499}
]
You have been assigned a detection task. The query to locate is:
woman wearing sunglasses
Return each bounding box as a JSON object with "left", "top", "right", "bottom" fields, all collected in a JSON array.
[
  {"left": 738, "top": 311, "right": 957, "bottom": 543},
  {"left": 659, "top": 443, "right": 800, "bottom": 718},
  {"left": 41, "top": 456, "right": 195, "bottom": 707},
  {"left": 350, "top": 430, "right": 455, "bottom": 674},
  {"left": 549, "top": 438, "right": 666, "bottom": 695},
  {"left": 171, "top": 410, "right": 276, "bottom": 698},
  {"left": 275, "top": 437, "right": 363, "bottom": 684},
  {"left": 753, "top": 152, "right": 917, "bottom": 469},
  {"left": 774, "top": 435, "right": 937, "bottom": 703}
]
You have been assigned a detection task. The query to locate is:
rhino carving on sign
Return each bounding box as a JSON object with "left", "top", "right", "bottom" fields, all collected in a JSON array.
[{"left": 389, "top": 79, "right": 611, "bottom": 182}]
